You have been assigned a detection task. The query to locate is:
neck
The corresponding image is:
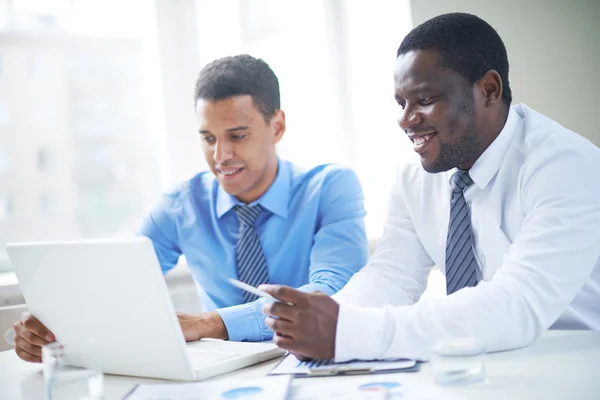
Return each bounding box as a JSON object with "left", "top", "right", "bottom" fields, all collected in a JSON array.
[{"left": 458, "top": 109, "right": 508, "bottom": 170}]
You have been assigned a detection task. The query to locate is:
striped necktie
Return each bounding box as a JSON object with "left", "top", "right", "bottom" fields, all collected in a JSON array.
[
  {"left": 445, "top": 170, "right": 479, "bottom": 295},
  {"left": 234, "top": 204, "right": 269, "bottom": 302}
]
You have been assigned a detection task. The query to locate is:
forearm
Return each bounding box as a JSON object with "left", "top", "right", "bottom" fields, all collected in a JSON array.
[
  {"left": 336, "top": 253, "right": 597, "bottom": 362},
  {"left": 178, "top": 311, "right": 228, "bottom": 341},
  {"left": 335, "top": 282, "right": 540, "bottom": 362}
]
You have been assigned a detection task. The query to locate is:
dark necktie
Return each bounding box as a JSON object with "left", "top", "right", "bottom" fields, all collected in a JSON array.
[
  {"left": 445, "top": 170, "right": 479, "bottom": 295},
  {"left": 234, "top": 204, "right": 269, "bottom": 302}
]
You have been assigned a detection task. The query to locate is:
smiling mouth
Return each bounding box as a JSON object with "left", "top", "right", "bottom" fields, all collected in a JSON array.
[
  {"left": 410, "top": 132, "right": 437, "bottom": 153},
  {"left": 218, "top": 167, "right": 244, "bottom": 177}
]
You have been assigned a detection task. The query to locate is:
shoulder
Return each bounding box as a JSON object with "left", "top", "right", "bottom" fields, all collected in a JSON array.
[
  {"left": 159, "top": 170, "right": 216, "bottom": 210},
  {"left": 513, "top": 104, "right": 600, "bottom": 176},
  {"left": 286, "top": 161, "right": 361, "bottom": 194},
  {"left": 509, "top": 105, "right": 600, "bottom": 204}
]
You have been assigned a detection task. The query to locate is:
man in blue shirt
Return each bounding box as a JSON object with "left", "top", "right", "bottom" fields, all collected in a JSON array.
[{"left": 13, "top": 54, "right": 368, "bottom": 362}]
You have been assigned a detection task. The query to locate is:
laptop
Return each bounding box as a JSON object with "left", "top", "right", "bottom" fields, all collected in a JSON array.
[{"left": 7, "top": 237, "right": 285, "bottom": 381}]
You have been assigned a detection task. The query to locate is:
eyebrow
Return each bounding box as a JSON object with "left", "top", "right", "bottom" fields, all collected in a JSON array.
[
  {"left": 226, "top": 126, "right": 249, "bottom": 133},
  {"left": 407, "top": 83, "right": 437, "bottom": 94},
  {"left": 395, "top": 83, "right": 439, "bottom": 102},
  {"left": 199, "top": 126, "right": 250, "bottom": 134}
]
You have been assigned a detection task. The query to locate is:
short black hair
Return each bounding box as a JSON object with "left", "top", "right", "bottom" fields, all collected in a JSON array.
[
  {"left": 398, "top": 13, "right": 512, "bottom": 108},
  {"left": 194, "top": 54, "right": 280, "bottom": 121}
]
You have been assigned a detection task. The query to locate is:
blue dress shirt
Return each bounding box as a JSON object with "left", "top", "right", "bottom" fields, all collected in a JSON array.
[{"left": 138, "top": 159, "right": 368, "bottom": 341}]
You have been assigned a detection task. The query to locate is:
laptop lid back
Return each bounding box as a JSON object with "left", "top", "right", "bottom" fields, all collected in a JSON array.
[{"left": 8, "top": 237, "right": 195, "bottom": 380}]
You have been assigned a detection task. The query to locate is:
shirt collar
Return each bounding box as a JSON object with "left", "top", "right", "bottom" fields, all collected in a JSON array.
[
  {"left": 462, "top": 105, "right": 523, "bottom": 190},
  {"left": 216, "top": 159, "right": 290, "bottom": 219}
]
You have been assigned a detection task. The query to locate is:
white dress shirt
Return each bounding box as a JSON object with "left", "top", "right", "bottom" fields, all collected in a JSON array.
[{"left": 334, "top": 104, "right": 600, "bottom": 362}]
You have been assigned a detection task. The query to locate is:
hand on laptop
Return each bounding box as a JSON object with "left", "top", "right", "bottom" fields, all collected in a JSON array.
[
  {"left": 177, "top": 311, "right": 229, "bottom": 341},
  {"left": 13, "top": 312, "right": 55, "bottom": 363},
  {"left": 260, "top": 285, "right": 338, "bottom": 360}
]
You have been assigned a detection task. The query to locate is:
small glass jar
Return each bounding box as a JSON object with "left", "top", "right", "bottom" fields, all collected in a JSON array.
[
  {"left": 42, "top": 342, "right": 104, "bottom": 400},
  {"left": 431, "top": 337, "right": 486, "bottom": 386}
]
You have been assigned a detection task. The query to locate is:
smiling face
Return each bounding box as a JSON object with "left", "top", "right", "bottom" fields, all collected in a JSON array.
[
  {"left": 196, "top": 95, "right": 285, "bottom": 203},
  {"left": 394, "top": 49, "right": 483, "bottom": 173}
]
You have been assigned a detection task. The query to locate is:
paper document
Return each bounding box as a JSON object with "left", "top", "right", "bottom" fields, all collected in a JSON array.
[
  {"left": 123, "top": 375, "right": 291, "bottom": 400},
  {"left": 270, "top": 354, "right": 418, "bottom": 376},
  {"left": 291, "top": 375, "right": 467, "bottom": 400}
]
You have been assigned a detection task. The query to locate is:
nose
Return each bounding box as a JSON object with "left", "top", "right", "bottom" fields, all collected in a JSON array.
[
  {"left": 398, "top": 104, "right": 422, "bottom": 132},
  {"left": 213, "top": 139, "right": 234, "bottom": 164}
]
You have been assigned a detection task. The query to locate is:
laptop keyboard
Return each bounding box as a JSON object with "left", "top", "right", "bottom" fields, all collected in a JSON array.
[{"left": 187, "top": 348, "right": 240, "bottom": 367}]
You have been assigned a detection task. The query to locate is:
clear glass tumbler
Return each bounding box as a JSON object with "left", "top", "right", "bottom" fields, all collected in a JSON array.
[
  {"left": 431, "top": 337, "right": 486, "bottom": 386},
  {"left": 42, "top": 342, "right": 104, "bottom": 400}
]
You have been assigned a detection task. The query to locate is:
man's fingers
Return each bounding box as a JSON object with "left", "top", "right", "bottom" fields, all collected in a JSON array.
[
  {"left": 15, "top": 346, "right": 42, "bottom": 363},
  {"left": 272, "top": 334, "right": 304, "bottom": 355},
  {"left": 14, "top": 321, "right": 51, "bottom": 347},
  {"left": 14, "top": 322, "right": 48, "bottom": 347},
  {"left": 259, "top": 285, "right": 304, "bottom": 303},
  {"left": 272, "top": 336, "right": 315, "bottom": 360},
  {"left": 14, "top": 333, "right": 43, "bottom": 357},
  {"left": 265, "top": 317, "right": 296, "bottom": 338},
  {"left": 20, "top": 313, "right": 54, "bottom": 342},
  {"left": 262, "top": 301, "right": 296, "bottom": 321}
]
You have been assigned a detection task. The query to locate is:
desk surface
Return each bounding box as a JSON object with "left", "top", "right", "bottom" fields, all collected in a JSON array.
[{"left": 1, "top": 330, "right": 599, "bottom": 400}]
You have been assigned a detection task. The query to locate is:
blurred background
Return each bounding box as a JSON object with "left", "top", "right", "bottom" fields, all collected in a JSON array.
[{"left": 0, "top": 0, "right": 598, "bottom": 310}]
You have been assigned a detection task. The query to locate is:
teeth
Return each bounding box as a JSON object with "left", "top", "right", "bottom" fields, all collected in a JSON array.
[
  {"left": 413, "top": 134, "right": 432, "bottom": 145},
  {"left": 221, "top": 168, "right": 241, "bottom": 176}
]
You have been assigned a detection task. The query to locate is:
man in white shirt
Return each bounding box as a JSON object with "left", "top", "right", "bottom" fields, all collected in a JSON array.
[{"left": 259, "top": 12, "right": 600, "bottom": 362}]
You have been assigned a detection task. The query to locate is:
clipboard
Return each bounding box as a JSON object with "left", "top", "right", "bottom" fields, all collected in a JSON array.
[{"left": 268, "top": 353, "right": 420, "bottom": 377}]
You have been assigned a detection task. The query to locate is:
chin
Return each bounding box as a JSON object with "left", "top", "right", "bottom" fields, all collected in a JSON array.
[
  {"left": 220, "top": 184, "right": 245, "bottom": 197},
  {"left": 421, "top": 158, "right": 438, "bottom": 173},
  {"left": 421, "top": 158, "right": 451, "bottom": 174}
]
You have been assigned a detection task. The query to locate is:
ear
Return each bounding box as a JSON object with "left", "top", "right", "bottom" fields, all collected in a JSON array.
[
  {"left": 479, "top": 70, "right": 503, "bottom": 107},
  {"left": 270, "top": 109, "right": 286, "bottom": 145}
]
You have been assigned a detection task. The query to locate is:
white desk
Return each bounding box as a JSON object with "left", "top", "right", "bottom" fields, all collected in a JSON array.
[{"left": 1, "top": 330, "right": 599, "bottom": 400}]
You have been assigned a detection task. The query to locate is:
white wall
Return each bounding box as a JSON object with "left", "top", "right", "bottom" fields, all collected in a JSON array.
[{"left": 410, "top": 0, "right": 600, "bottom": 145}]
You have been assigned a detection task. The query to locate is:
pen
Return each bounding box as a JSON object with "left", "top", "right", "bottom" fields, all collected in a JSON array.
[{"left": 228, "top": 279, "right": 293, "bottom": 305}]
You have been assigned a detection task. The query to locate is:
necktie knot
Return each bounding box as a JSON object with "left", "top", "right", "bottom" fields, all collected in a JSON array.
[
  {"left": 234, "top": 204, "right": 264, "bottom": 227},
  {"left": 449, "top": 170, "right": 474, "bottom": 193}
]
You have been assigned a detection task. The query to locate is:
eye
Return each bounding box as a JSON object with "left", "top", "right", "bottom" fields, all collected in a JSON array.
[
  {"left": 230, "top": 134, "right": 246, "bottom": 141},
  {"left": 202, "top": 135, "right": 216, "bottom": 144},
  {"left": 418, "top": 97, "right": 435, "bottom": 106}
]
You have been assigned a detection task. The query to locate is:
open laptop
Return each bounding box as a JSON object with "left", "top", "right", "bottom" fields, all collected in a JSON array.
[{"left": 7, "top": 237, "right": 285, "bottom": 381}]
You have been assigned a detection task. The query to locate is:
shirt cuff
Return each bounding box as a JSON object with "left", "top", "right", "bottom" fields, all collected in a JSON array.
[
  {"left": 218, "top": 298, "right": 275, "bottom": 342},
  {"left": 217, "top": 302, "right": 262, "bottom": 342},
  {"left": 334, "top": 304, "right": 386, "bottom": 362}
]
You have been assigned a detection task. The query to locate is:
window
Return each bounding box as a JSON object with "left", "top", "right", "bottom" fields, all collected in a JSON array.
[
  {"left": 37, "top": 147, "right": 50, "bottom": 172},
  {"left": 40, "top": 192, "right": 57, "bottom": 215},
  {"left": 238, "top": 0, "right": 282, "bottom": 44},
  {"left": 0, "top": 195, "right": 12, "bottom": 221},
  {"left": 28, "top": 54, "right": 50, "bottom": 79},
  {"left": 0, "top": 101, "right": 9, "bottom": 128},
  {"left": 32, "top": 102, "right": 53, "bottom": 127},
  {"left": 1, "top": 0, "right": 414, "bottom": 272},
  {"left": 0, "top": 150, "right": 10, "bottom": 174},
  {"left": 193, "top": 0, "right": 413, "bottom": 237},
  {"left": 1, "top": 0, "right": 163, "bottom": 271}
]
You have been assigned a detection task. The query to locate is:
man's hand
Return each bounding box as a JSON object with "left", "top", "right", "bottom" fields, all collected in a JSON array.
[
  {"left": 177, "top": 311, "right": 229, "bottom": 342},
  {"left": 13, "top": 312, "right": 55, "bottom": 363},
  {"left": 260, "top": 285, "right": 339, "bottom": 359}
]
